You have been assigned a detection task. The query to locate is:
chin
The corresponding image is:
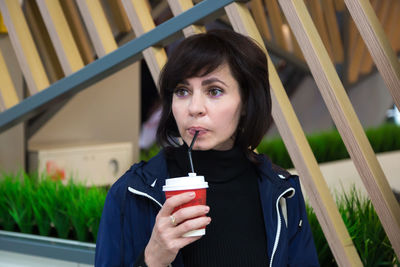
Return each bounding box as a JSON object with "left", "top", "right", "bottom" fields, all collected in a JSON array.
[{"left": 189, "top": 142, "right": 214, "bottom": 151}]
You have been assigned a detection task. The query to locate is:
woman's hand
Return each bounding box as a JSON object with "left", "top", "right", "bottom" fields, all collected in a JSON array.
[{"left": 144, "top": 192, "right": 211, "bottom": 267}]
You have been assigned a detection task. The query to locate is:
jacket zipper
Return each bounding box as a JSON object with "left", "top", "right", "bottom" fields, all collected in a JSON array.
[
  {"left": 128, "top": 187, "right": 174, "bottom": 267},
  {"left": 128, "top": 187, "right": 162, "bottom": 208},
  {"left": 269, "top": 188, "right": 295, "bottom": 267}
]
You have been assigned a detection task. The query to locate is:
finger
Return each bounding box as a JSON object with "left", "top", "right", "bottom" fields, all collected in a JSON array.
[
  {"left": 159, "top": 192, "right": 196, "bottom": 216},
  {"left": 173, "top": 205, "right": 210, "bottom": 225},
  {"left": 174, "top": 216, "right": 211, "bottom": 238}
]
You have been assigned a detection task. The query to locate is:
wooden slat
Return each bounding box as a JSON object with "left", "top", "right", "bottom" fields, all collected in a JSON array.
[
  {"left": 106, "top": 0, "right": 132, "bottom": 33},
  {"left": 305, "top": 0, "right": 334, "bottom": 62},
  {"left": 76, "top": 0, "right": 118, "bottom": 58},
  {"left": 0, "top": 12, "right": 7, "bottom": 33},
  {"left": 347, "top": 15, "right": 358, "bottom": 55},
  {"left": 151, "top": 0, "right": 169, "bottom": 20},
  {"left": 122, "top": 0, "right": 167, "bottom": 85},
  {"left": 384, "top": 0, "right": 399, "bottom": 52},
  {"left": 290, "top": 27, "right": 304, "bottom": 60},
  {"left": 25, "top": 0, "right": 64, "bottom": 83},
  {"left": 346, "top": 0, "right": 379, "bottom": 84},
  {"left": 249, "top": 0, "right": 271, "bottom": 41},
  {"left": 224, "top": 2, "right": 362, "bottom": 266},
  {"left": 347, "top": 32, "right": 366, "bottom": 83},
  {"left": 0, "top": 49, "right": 18, "bottom": 111},
  {"left": 59, "top": 0, "right": 95, "bottom": 65},
  {"left": 167, "top": 0, "right": 207, "bottom": 36},
  {"left": 359, "top": 49, "right": 373, "bottom": 75},
  {"left": 360, "top": 0, "right": 390, "bottom": 75},
  {"left": 345, "top": 0, "right": 400, "bottom": 112},
  {"left": 0, "top": 0, "right": 49, "bottom": 94},
  {"left": 392, "top": 1, "right": 400, "bottom": 51},
  {"left": 282, "top": 13, "right": 304, "bottom": 60},
  {"left": 279, "top": 0, "right": 400, "bottom": 259},
  {"left": 321, "top": 0, "right": 344, "bottom": 63},
  {"left": 168, "top": 0, "right": 205, "bottom": 37},
  {"left": 264, "top": 0, "right": 288, "bottom": 50},
  {"left": 36, "top": 0, "right": 84, "bottom": 75},
  {"left": 334, "top": 0, "right": 346, "bottom": 12}
]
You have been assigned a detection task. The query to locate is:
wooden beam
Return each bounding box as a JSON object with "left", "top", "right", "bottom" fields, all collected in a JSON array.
[
  {"left": 321, "top": 0, "right": 344, "bottom": 64},
  {"left": 289, "top": 27, "right": 304, "bottom": 61},
  {"left": 361, "top": 0, "right": 390, "bottom": 75},
  {"left": 168, "top": 0, "right": 205, "bottom": 37},
  {"left": 121, "top": 0, "right": 167, "bottom": 85},
  {"left": 0, "top": 11, "right": 7, "bottom": 33},
  {"left": 106, "top": 0, "right": 132, "bottom": 33},
  {"left": 249, "top": 0, "right": 271, "bottom": 41},
  {"left": 346, "top": 0, "right": 377, "bottom": 85},
  {"left": 76, "top": 0, "right": 118, "bottom": 57},
  {"left": 305, "top": 0, "right": 334, "bottom": 62},
  {"left": 280, "top": 0, "right": 400, "bottom": 259},
  {"left": 225, "top": 2, "right": 362, "bottom": 266},
  {"left": 264, "top": 0, "right": 288, "bottom": 50},
  {"left": 385, "top": 0, "right": 399, "bottom": 52},
  {"left": 59, "top": 0, "right": 95, "bottom": 65},
  {"left": 151, "top": 0, "right": 169, "bottom": 20},
  {"left": 24, "top": 0, "right": 64, "bottom": 83},
  {"left": 0, "top": 0, "right": 49, "bottom": 94},
  {"left": 345, "top": 0, "right": 400, "bottom": 112},
  {"left": 334, "top": 0, "right": 346, "bottom": 12},
  {"left": 36, "top": 0, "right": 84, "bottom": 75},
  {"left": 0, "top": 49, "right": 18, "bottom": 111},
  {"left": 392, "top": 1, "right": 400, "bottom": 51}
]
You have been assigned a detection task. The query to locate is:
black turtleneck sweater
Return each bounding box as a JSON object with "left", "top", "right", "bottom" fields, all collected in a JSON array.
[{"left": 166, "top": 145, "right": 268, "bottom": 267}]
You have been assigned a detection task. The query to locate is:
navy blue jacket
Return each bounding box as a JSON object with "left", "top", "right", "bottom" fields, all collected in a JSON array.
[{"left": 95, "top": 151, "right": 319, "bottom": 266}]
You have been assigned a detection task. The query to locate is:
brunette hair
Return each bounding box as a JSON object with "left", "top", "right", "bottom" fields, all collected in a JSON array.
[{"left": 156, "top": 29, "right": 271, "bottom": 162}]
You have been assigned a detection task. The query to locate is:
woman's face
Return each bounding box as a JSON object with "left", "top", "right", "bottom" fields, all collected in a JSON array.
[{"left": 172, "top": 63, "right": 242, "bottom": 151}]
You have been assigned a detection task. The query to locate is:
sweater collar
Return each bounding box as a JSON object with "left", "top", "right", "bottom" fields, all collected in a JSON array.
[
  {"left": 126, "top": 149, "right": 294, "bottom": 206},
  {"left": 166, "top": 144, "right": 251, "bottom": 183}
]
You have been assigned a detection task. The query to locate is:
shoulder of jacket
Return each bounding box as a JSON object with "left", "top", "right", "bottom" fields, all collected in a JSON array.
[
  {"left": 108, "top": 161, "right": 146, "bottom": 194},
  {"left": 271, "top": 162, "right": 292, "bottom": 179}
]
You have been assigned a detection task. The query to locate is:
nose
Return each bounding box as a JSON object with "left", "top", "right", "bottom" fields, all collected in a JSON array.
[{"left": 188, "top": 91, "right": 206, "bottom": 117}]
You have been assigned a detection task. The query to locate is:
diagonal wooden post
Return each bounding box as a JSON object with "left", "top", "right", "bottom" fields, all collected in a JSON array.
[
  {"left": 122, "top": 0, "right": 168, "bottom": 87},
  {"left": 345, "top": 0, "right": 400, "bottom": 111},
  {"left": 0, "top": 0, "right": 49, "bottom": 94},
  {"left": 278, "top": 0, "right": 400, "bottom": 259}
]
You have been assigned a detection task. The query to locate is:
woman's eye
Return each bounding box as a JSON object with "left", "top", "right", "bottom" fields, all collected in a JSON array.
[
  {"left": 208, "top": 88, "right": 223, "bottom": 97},
  {"left": 174, "top": 88, "right": 189, "bottom": 97}
]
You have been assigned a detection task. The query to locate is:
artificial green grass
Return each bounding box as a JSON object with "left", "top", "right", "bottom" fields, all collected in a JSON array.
[
  {"left": 0, "top": 172, "right": 106, "bottom": 242},
  {"left": 307, "top": 186, "right": 398, "bottom": 266},
  {"left": 256, "top": 123, "right": 400, "bottom": 169}
]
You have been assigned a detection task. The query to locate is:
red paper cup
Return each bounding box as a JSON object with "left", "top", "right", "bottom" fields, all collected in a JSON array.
[{"left": 163, "top": 174, "right": 208, "bottom": 237}]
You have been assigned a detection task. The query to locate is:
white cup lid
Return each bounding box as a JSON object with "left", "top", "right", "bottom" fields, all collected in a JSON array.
[{"left": 163, "top": 175, "right": 208, "bottom": 191}]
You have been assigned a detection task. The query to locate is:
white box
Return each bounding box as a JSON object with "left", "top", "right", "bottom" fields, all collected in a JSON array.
[{"left": 28, "top": 142, "right": 133, "bottom": 186}]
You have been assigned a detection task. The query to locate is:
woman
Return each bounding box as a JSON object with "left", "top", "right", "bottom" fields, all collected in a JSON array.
[{"left": 95, "top": 29, "right": 319, "bottom": 267}]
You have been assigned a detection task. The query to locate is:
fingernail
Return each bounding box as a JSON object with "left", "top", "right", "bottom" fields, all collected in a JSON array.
[
  {"left": 204, "top": 207, "right": 210, "bottom": 213},
  {"left": 189, "top": 192, "right": 195, "bottom": 197}
]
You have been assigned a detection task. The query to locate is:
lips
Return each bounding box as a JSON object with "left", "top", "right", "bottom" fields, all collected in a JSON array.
[{"left": 188, "top": 127, "right": 208, "bottom": 136}]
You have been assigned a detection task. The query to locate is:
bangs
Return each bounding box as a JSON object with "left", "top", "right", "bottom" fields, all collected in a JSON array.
[{"left": 161, "top": 35, "right": 230, "bottom": 92}]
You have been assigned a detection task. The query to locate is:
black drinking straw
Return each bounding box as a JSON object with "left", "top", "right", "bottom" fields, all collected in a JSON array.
[{"left": 188, "top": 131, "right": 199, "bottom": 173}]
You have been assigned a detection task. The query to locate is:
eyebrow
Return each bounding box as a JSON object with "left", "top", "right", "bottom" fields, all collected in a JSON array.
[{"left": 179, "top": 77, "right": 227, "bottom": 87}]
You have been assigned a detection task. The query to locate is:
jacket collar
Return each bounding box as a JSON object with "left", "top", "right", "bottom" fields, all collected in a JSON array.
[
  {"left": 126, "top": 150, "right": 169, "bottom": 206},
  {"left": 127, "top": 151, "right": 294, "bottom": 204},
  {"left": 254, "top": 153, "right": 294, "bottom": 197}
]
